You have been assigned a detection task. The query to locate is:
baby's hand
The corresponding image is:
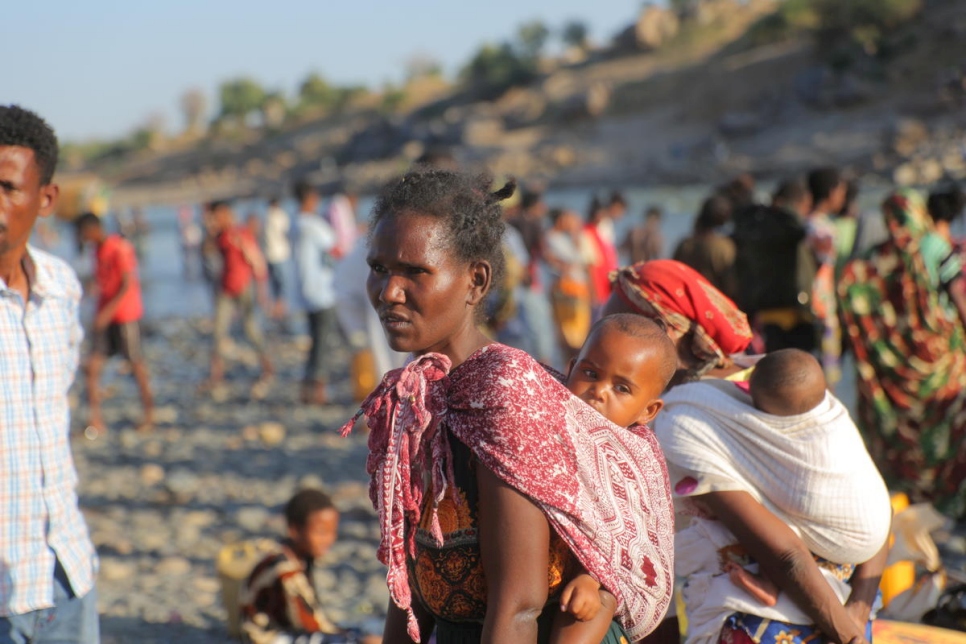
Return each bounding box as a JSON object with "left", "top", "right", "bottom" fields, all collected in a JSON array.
[{"left": 560, "top": 574, "right": 602, "bottom": 622}]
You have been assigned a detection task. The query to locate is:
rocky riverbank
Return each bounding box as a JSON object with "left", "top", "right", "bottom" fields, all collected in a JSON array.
[
  {"left": 71, "top": 316, "right": 966, "bottom": 642},
  {"left": 71, "top": 318, "right": 387, "bottom": 643}
]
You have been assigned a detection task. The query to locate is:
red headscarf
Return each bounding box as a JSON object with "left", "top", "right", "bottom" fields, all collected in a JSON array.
[{"left": 612, "top": 260, "right": 752, "bottom": 369}]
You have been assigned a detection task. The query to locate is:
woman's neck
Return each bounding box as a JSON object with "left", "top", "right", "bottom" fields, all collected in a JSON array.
[{"left": 422, "top": 325, "right": 491, "bottom": 370}]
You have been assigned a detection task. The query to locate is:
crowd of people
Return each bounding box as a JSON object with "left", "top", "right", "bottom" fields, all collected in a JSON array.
[{"left": 4, "top": 99, "right": 966, "bottom": 644}]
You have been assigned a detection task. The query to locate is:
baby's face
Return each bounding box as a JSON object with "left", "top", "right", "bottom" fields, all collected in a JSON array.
[{"left": 566, "top": 326, "right": 665, "bottom": 428}]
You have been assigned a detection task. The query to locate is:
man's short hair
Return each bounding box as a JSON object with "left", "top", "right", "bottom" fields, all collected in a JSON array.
[
  {"left": 284, "top": 489, "right": 335, "bottom": 528},
  {"left": 772, "top": 179, "right": 810, "bottom": 207},
  {"left": 807, "top": 167, "right": 842, "bottom": 205},
  {"left": 292, "top": 180, "right": 316, "bottom": 204},
  {"left": 0, "top": 105, "right": 59, "bottom": 186}
]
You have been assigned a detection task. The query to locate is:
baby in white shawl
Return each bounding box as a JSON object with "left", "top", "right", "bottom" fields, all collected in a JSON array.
[
  {"left": 656, "top": 349, "right": 892, "bottom": 644},
  {"left": 727, "top": 349, "right": 841, "bottom": 606}
]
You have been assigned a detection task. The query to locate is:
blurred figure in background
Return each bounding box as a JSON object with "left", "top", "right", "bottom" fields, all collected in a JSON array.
[
  {"left": 75, "top": 213, "right": 153, "bottom": 434},
  {"left": 262, "top": 196, "right": 291, "bottom": 322},
  {"left": 733, "top": 179, "right": 817, "bottom": 353},
  {"left": 673, "top": 195, "right": 737, "bottom": 300},
  {"left": 508, "top": 185, "right": 559, "bottom": 366},
  {"left": 333, "top": 228, "right": 406, "bottom": 401},
  {"left": 293, "top": 180, "right": 338, "bottom": 406},
  {"left": 178, "top": 204, "right": 202, "bottom": 279},
  {"left": 206, "top": 200, "right": 273, "bottom": 397},
  {"left": 622, "top": 205, "right": 664, "bottom": 264},
  {"left": 324, "top": 189, "right": 357, "bottom": 259},
  {"left": 806, "top": 166, "right": 848, "bottom": 387},
  {"left": 200, "top": 201, "right": 224, "bottom": 306},
  {"left": 583, "top": 195, "right": 619, "bottom": 312},
  {"left": 544, "top": 207, "right": 591, "bottom": 361}
]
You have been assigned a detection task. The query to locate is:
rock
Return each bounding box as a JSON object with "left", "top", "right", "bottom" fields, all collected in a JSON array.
[
  {"left": 258, "top": 422, "right": 286, "bottom": 446},
  {"left": 892, "top": 118, "right": 930, "bottom": 157},
  {"left": 615, "top": 5, "right": 679, "bottom": 51},
  {"left": 893, "top": 162, "right": 917, "bottom": 186},
  {"left": 100, "top": 559, "right": 137, "bottom": 582},
  {"left": 155, "top": 556, "right": 192, "bottom": 577},
  {"left": 920, "top": 158, "right": 944, "bottom": 184},
  {"left": 140, "top": 464, "right": 165, "bottom": 487},
  {"left": 143, "top": 441, "right": 164, "bottom": 459},
  {"left": 152, "top": 406, "right": 179, "bottom": 424},
  {"left": 241, "top": 425, "right": 260, "bottom": 442},
  {"left": 164, "top": 470, "right": 200, "bottom": 500},
  {"left": 235, "top": 506, "right": 271, "bottom": 533},
  {"left": 192, "top": 576, "right": 222, "bottom": 594}
]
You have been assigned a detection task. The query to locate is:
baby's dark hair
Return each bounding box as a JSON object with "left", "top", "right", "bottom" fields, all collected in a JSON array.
[
  {"left": 370, "top": 168, "right": 511, "bottom": 297},
  {"left": 285, "top": 488, "right": 335, "bottom": 528},
  {"left": 0, "top": 105, "right": 59, "bottom": 186},
  {"left": 749, "top": 349, "right": 826, "bottom": 416},
  {"left": 588, "top": 314, "right": 678, "bottom": 393}
]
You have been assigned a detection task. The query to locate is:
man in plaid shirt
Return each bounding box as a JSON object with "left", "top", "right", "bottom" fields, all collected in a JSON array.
[{"left": 0, "top": 105, "right": 99, "bottom": 643}]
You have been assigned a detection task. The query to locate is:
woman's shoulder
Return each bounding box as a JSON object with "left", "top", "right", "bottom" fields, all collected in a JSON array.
[{"left": 451, "top": 343, "right": 565, "bottom": 399}]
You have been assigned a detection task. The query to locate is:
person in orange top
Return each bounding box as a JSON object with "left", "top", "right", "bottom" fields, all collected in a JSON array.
[{"left": 75, "top": 212, "right": 153, "bottom": 434}]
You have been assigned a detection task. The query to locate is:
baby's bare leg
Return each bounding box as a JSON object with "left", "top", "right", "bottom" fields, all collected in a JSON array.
[
  {"left": 550, "top": 589, "right": 618, "bottom": 644},
  {"left": 725, "top": 562, "right": 779, "bottom": 607}
]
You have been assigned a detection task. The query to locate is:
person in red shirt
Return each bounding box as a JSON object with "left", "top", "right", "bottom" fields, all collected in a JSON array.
[
  {"left": 75, "top": 213, "right": 153, "bottom": 434},
  {"left": 207, "top": 201, "right": 273, "bottom": 396}
]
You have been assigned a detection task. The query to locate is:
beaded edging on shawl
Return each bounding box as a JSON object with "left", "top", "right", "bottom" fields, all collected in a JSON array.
[{"left": 340, "top": 343, "right": 675, "bottom": 642}]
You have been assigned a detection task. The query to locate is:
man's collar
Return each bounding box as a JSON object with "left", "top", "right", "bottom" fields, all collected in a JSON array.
[{"left": 22, "top": 246, "right": 69, "bottom": 299}]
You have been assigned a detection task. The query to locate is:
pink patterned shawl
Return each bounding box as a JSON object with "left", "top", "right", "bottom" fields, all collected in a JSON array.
[{"left": 340, "top": 343, "right": 675, "bottom": 642}]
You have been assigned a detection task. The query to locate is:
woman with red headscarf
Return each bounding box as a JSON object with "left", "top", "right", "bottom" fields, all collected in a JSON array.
[
  {"left": 603, "top": 260, "right": 888, "bottom": 644},
  {"left": 603, "top": 260, "right": 754, "bottom": 385}
]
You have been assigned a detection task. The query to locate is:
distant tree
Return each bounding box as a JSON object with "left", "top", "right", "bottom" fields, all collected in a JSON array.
[
  {"left": 299, "top": 72, "right": 337, "bottom": 108},
  {"left": 180, "top": 88, "right": 207, "bottom": 134},
  {"left": 461, "top": 42, "right": 535, "bottom": 95},
  {"left": 562, "top": 20, "right": 590, "bottom": 51},
  {"left": 332, "top": 85, "right": 368, "bottom": 112},
  {"left": 218, "top": 77, "right": 267, "bottom": 120},
  {"left": 404, "top": 52, "right": 444, "bottom": 81},
  {"left": 380, "top": 84, "right": 407, "bottom": 113},
  {"left": 517, "top": 20, "right": 551, "bottom": 60}
]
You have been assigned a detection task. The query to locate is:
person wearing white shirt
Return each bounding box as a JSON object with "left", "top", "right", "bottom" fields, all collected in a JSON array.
[
  {"left": 263, "top": 197, "right": 291, "bottom": 320},
  {"left": 293, "top": 181, "right": 338, "bottom": 406}
]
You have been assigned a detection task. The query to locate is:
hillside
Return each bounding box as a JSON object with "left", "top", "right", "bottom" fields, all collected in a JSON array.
[{"left": 70, "top": 0, "right": 966, "bottom": 207}]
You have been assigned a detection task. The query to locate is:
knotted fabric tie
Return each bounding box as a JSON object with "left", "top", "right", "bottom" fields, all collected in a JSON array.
[{"left": 340, "top": 353, "right": 453, "bottom": 643}]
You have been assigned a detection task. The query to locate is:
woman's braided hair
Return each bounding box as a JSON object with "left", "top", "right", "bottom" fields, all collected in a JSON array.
[{"left": 370, "top": 168, "right": 515, "bottom": 300}]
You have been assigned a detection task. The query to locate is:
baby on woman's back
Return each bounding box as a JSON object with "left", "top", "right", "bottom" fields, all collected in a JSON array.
[{"left": 552, "top": 313, "right": 678, "bottom": 644}]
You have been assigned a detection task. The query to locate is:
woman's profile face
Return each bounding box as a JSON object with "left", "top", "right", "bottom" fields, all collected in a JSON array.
[{"left": 366, "top": 211, "right": 478, "bottom": 356}]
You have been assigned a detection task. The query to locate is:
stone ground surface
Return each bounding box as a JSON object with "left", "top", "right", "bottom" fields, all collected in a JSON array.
[
  {"left": 71, "top": 318, "right": 387, "bottom": 643},
  {"left": 69, "top": 318, "right": 966, "bottom": 643}
]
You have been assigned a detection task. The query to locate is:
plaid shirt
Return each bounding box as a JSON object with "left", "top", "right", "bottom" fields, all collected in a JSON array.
[{"left": 0, "top": 246, "right": 96, "bottom": 616}]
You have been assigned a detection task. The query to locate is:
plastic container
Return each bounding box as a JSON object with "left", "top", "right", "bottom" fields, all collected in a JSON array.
[
  {"left": 217, "top": 539, "right": 278, "bottom": 639},
  {"left": 880, "top": 492, "right": 915, "bottom": 608}
]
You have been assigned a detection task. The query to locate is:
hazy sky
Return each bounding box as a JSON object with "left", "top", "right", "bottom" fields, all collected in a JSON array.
[{"left": 3, "top": 0, "right": 641, "bottom": 142}]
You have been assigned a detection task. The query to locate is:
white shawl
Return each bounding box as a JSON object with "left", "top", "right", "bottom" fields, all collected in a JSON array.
[{"left": 654, "top": 380, "right": 891, "bottom": 644}]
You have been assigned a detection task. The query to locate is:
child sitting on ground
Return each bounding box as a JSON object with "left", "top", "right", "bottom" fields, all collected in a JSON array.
[
  {"left": 239, "top": 489, "right": 381, "bottom": 644},
  {"left": 553, "top": 314, "right": 678, "bottom": 643},
  {"left": 723, "top": 348, "right": 832, "bottom": 607}
]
